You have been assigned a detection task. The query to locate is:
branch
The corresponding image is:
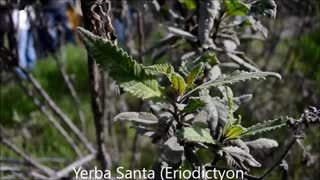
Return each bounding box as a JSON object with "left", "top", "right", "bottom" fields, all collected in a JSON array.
[
  {"left": 130, "top": 7, "right": 145, "bottom": 169},
  {"left": 0, "top": 136, "right": 55, "bottom": 176},
  {"left": 259, "top": 107, "right": 319, "bottom": 180},
  {"left": 53, "top": 52, "right": 86, "bottom": 135},
  {"left": 259, "top": 138, "right": 296, "bottom": 179},
  {"left": 129, "top": 132, "right": 139, "bottom": 170},
  {"left": 137, "top": 9, "right": 145, "bottom": 63},
  {"left": 52, "top": 153, "right": 96, "bottom": 179},
  {"left": 14, "top": 74, "right": 83, "bottom": 157},
  {"left": 0, "top": 166, "right": 48, "bottom": 179},
  {"left": 80, "top": 0, "right": 116, "bottom": 170},
  {"left": 19, "top": 67, "right": 95, "bottom": 154},
  {"left": 226, "top": 53, "right": 260, "bottom": 72}
]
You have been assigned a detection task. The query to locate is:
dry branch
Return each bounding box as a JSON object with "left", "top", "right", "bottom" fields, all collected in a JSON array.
[
  {"left": 0, "top": 137, "right": 55, "bottom": 176},
  {"left": 80, "top": 0, "right": 116, "bottom": 170},
  {"left": 52, "top": 153, "right": 96, "bottom": 179},
  {"left": 15, "top": 74, "right": 83, "bottom": 157},
  {"left": 20, "top": 67, "right": 95, "bottom": 154},
  {"left": 53, "top": 53, "right": 86, "bottom": 135}
]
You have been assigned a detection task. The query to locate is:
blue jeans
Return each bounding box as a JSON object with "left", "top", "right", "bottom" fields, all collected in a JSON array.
[
  {"left": 113, "top": 18, "right": 126, "bottom": 45},
  {"left": 15, "top": 29, "right": 37, "bottom": 78}
]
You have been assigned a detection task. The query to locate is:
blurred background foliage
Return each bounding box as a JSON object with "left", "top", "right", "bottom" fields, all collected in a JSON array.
[{"left": 1, "top": 0, "right": 319, "bottom": 179}]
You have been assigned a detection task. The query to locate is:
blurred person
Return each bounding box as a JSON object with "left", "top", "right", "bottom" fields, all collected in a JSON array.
[
  {"left": 113, "top": 18, "right": 126, "bottom": 45},
  {"left": 41, "top": 0, "right": 75, "bottom": 50},
  {"left": 12, "top": 6, "right": 37, "bottom": 78},
  {"left": 112, "top": 1, "right": 131, "bottom": 49},
  {"left": 66, "top": 1, "right": 80, "bottom": 44}
]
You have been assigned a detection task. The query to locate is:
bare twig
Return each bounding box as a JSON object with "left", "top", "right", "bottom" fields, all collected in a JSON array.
[
  {"left": 29, "top": 171, "right": 49, "bottom": 179},
  {"left": 20, "top": 67, "right": 95, "bottom": 154},
  {"left": 167, "top": 26, "right": 198, "bottom": 42},
  {"left": 81, "top": 0, "right": 116, "bottom": 170},
  {"left": 226, "top": 53, "right": 260, "bottom": 72},
  {"left": 0, "top": 137, "right": 55, "bottom": 176},
  {"left": 52, "top": 27, "right": 86, "bottom": 134},
  {"left": 0, "top": 166, "right": 22, "bottom": 173},
  {"left": 52, "top": 153, "right": 96, "bottom": 179},
  {"left": 1, "top": 157, "right": 67, "bottom": 166},
  {"left": 259, "top": 138, "right": 296, "bottom": 179},
  {"left": 53, "top": 52, "right": 86, "bottom": 135},
  {"left": 129, "top": 7, "right": 145, "bottom": 170},
  {"left": 0, "top": 166, "right": 48, "bottom": 179},
  {"left": 137, "top": 9, "right": 145, "bottom": 63},
  {"left": 129, "top": 132, "right": 139, "bottom": 170},
  {"left": 15, "top": 74, "right": 83, "bottom": 157},
  {"left": 10, "top": 172, "right": 28, "bottom": 180}
]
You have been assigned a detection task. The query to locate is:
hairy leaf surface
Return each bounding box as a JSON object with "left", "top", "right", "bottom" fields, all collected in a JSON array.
[
  {"left": 184, "top": 70, "right": 281, "bottom": 98},
  {"left": 224, "top": 125, "right": 247, "bottom": 139},
  {"left": 179, "top": 127, "right": 218, "bottom": 144},
  {"left": 171, "top": 73, "right": 186, "bottom": 95},
  {"left": 161, "top": 136, "right": 184, "bottom": 164},
  {"left": 114, "top": 112, "right": 158, "bottom": 126},
  {"left": 239, "top": 117, "right": 287, "bottom": 137},
  {"left": 246, "top": 138, "right": 278, "bottom": 150},
  {"left": 186, "top": 62, "right": 204, "bottom": 87},
  {"left": 224, "top": 0, "right": 250, "bottom": 16},
  {"left": 182, "top": 97, "right": 206, "bottom": 113},
  {"left": 77, "top": 27, "right": 162, "bottom": 99},
  {"left": 146, "top": 64, "right": 175, "bottom": 77},
  {"left": 223, "top": 146, "right": 261, "bottom": 170}
]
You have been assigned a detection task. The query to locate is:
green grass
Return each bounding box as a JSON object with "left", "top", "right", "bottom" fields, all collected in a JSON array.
[
  {"left": 0, "top": 44, "right": 155, "bottom": 172},
  {"left": 0, "top": 45, "right": 92, "bottom": 165}
]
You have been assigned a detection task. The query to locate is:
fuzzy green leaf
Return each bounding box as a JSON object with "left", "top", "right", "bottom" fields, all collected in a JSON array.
[
  {"left": 182, "top": 97, "right": 206, "bottom": 113},
  {"left": 223, "top": 146, "right": 261, "bottom": 170},
  {"left": 224, "top": 125, "right": 247, "bottom": 139},
  {"left": 180, "top": 0, "right": 197, "bottom": 10},
  {"left": 114, "top": 112, "right": 158, "bottom": 125},
  {"left": 200, "top": 51, "right": 219, "bottom": 66},
  {"left": 246, "top": 138, "right": 278, "bottom": 150},
  {"left": 240, "top": 117, "right": 287, "bottom": 137},
  {"left": 224, "top": 0, "right": 250, "bottom": 16},
  {"left": 171, "top": 73, "right": 186, "bottom": 95},
  {"left": 183, "top": 70, "right": 281, "bottom": 99},
  {"left": 146, "top": 64, "right": 187, "bottom": 96},
  {"left": 186, "top": 62, "right": 204, "bottom": 87},
  {"left": 145, "top": 64, "right": 175, "bottom": 77},
  {"left": 120, "top": 80, "right": 162, "bottom": 99},
  {"left": 179, "top": 127, "right": 218, "bottom": 145},
  {"left": 204, "top": 70, "right": 281, "bottom": 87},
  {"left": 77, "top": 27, "right": 162, "bottom": 99},
  {"left": 113, "top": 112, "right": 158, "bottom": 137},
  {"left": 180, "top": 51, "right": 218, "bottom": 76}
]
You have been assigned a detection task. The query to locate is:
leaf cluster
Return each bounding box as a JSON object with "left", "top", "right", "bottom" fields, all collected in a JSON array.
[{"left": 78, "top": 22, "right": 285, "bottom": 171}]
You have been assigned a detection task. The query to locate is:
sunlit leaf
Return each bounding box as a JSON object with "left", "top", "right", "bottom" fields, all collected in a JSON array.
[
  {"left": 171, "top": 73, "right": 186, "bottom": 95},
  {"left": 224, "top": 0, "right": 250, "bottom": 16}
]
